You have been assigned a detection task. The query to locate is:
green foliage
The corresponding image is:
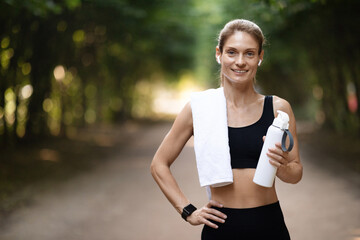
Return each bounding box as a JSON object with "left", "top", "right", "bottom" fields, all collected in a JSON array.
[
  {"left": 3, "top": 0, "right": 81, "bottom": 16},
  {"left": 262, "top": 0, "right": 360, "bottom": 135},
  {"left": 0, "top": 0, "right": 359, "bottom": 145},
  {"left": 0, "top": 0, "right": 196, "bottom": 143}
]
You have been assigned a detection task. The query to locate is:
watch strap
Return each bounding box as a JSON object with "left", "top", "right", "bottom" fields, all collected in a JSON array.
[{"left": 181, "top": 204, "right": 197, "bottom": 221}]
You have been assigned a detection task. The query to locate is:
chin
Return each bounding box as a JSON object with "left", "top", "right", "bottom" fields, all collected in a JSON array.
[{"left": 224, "top": 74, "right": 254, "bottom": 85}]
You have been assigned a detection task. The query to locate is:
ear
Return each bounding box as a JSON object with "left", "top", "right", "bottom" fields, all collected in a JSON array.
[
  {"left": 216, "top": 46, "right": 221, "bottom": 64},
  {"left": 258, "top": 50, "right": 264, "bottom": 66}
]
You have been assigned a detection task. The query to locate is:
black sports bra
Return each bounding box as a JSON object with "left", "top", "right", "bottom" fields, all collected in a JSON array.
[{"left": 228, "top": 96, "right": 274, "bottom": 169}]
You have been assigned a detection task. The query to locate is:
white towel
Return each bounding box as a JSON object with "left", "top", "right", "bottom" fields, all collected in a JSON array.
[{"left": 190, "top": 87, "right": 233, "bottom": 188}]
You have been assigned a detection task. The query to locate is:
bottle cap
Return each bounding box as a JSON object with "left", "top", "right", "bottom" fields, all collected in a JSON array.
[{"left": 273, "top": 110, "right": 289, "bottom": 129}]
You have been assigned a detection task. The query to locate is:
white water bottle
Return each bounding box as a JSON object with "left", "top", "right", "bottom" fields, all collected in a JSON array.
[{"left": 253, "top": 110, "right": 293, "bottom": 188}]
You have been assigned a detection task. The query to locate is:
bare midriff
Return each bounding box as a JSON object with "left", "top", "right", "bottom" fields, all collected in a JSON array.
[{"left": 210, "top": 169, "right": 278, "bottom": 208}]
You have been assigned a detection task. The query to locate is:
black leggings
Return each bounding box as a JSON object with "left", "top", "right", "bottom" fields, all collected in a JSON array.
[{"left": 201, "top": 201, "right": 290, "bottom": 240}]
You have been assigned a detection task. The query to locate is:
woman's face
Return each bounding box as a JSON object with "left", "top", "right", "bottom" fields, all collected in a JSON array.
[{"left": 216, "top": 31, "right": 263, "bottom": 85}]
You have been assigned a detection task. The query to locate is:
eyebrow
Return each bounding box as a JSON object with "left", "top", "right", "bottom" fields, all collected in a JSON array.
[{"left": 225, "top": 46, "right": 258, "bottom": 51}]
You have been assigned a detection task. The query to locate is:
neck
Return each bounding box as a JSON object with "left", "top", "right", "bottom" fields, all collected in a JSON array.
[{"left": 222, "top": 78, "right": 259, "bottom": 108}]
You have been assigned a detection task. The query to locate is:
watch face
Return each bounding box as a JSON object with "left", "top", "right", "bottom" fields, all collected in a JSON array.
[
  {"left": 182, "top": 204, "right": 197, "bottom": 220},
  {"left": 185, "top": 204, "right": 197, "bottom": 213}
]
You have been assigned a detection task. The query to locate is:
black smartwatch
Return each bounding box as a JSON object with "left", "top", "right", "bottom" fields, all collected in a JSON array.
[{"left": 181, "top": 204, "right": 197, "bottom": 221}]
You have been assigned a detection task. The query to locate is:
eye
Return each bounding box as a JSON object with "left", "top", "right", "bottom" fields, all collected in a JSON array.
[
  {"left": 227, "top": 50, "right": 236, "bottom": 56},
  {"left": 246, "top": 52, "right": 255, "bottom": 57}
]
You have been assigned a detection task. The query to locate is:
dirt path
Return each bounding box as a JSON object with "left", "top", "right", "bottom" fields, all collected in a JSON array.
[{"left": 0, "top": 122, "right": 359, "bottom": 240}]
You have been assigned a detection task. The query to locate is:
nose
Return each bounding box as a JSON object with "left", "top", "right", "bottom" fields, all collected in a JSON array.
[{"left": 235, "top": 54, "right": 246, "bottom": 66}]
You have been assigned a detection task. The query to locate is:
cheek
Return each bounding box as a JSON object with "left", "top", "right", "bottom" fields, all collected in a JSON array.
[
  {"left": 248, "top": 61, "right": 259, "bottom": 70},
  {"left": 221, "top": 63, "right": 232, "bottom": 74},
  {"left": 221, "top": 59, "right": 233, "bottom": 69},
  {"left": 252, "top": 57, "right": 261, "bottom": 66}
]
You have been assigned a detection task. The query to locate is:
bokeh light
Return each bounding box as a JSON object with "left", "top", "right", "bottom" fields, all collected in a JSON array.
[
  {"left": 1, "top": 48, "right": 14, "bottom": 69},
  {"left": 20, "top": 84, "right": 33, "bottom": 99},
  {"left": 4, "top": 88, "right": 16, "bottom": 126},
  {"left": 53, "top": 65, "right": 65, "bottom": 81},
  {"left": 21, "top": 63, "right": 31, "bottom": 75},
  {"left": 1, "top": 36, "right": 10, "bottom": 48},
  {"left": 43, "top": 98, "right": 54, "bottom": 113},
  {"left": 73, "top": 30, "right": 85, "bottom": 43}
]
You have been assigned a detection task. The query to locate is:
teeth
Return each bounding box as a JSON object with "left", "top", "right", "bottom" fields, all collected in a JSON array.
[{"left": 234, "top": 70, "right": 247, "bottom": 73}]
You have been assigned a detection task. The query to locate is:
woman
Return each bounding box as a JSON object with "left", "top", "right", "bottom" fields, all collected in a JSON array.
[{"left": 150, "top": 19, "right": 302, "bottom": 240}]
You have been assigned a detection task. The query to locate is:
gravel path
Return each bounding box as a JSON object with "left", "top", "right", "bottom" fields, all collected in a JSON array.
[{"left": 0, "top": 122, "right": 359, "bottom": 240}]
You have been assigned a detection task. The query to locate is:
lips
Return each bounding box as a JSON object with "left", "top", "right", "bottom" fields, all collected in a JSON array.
[{"left": 232, "top": 69, "right": 248, "bottom": 73}]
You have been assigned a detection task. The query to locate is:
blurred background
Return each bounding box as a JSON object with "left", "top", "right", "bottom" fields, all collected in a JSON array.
[{"left": 0, "top": 0, "right": 359, "bottom": 239}]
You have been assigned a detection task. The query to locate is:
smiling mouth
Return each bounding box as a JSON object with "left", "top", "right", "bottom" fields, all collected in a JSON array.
[{"left": 232, "top": 69, "right": 248, "bottom": 73}]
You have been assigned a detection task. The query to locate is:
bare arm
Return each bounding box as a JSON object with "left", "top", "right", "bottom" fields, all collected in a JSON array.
[
  {"left": 150, "top": 102, "right": 227, "bottom": 228},
  {"left": 150, "top": 102, "right": 194, "bottom": 213},
  {"left": 267, "top": 96, "right": 303, "bottom": 184}
]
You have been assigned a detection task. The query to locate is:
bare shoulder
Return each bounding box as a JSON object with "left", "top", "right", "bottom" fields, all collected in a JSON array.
[
  {"left": 171, "top": 101, "right": 193, "bottom": 135},
  {"left": 178, "top": 101, "right": 193, "bottom": 124},
  {"left": 272, "top": 95, "right": 293, "bottom": 116},
  {"left": 272, "top": 95, "right": 297, "bottom": 133}
]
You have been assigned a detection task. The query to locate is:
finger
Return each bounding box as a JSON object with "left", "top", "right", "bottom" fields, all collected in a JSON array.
[
  {"left": 268, "top": 146, "right": 283, "bottom": 156},
  {"left": 207, "top": 208, "right": 227, "bottom": 220},
  {"left": 266, "top": 151, "right": 286, "bottom": 164},
  {"left": 207, "top": 200, "right": 224, "bottom": 208},
  {"left": 262, "top": 136, "right": 266, "bottom": 142},
  {"left": 204, "top": 212, "right": 226, "bottom": 223},
  {"left": 203, "top": 219, "right": 219, "bottom": 229},
  {"left": 268, "top": 147, "right": 289, "bottom": 162},
  {"left": 275, "top": 142, "right": 282, "bottom": 149},
  {"left": 274, "top": 142, "right": 291, "bottom": 156},
  {"left": 269, "top": 159, "right": 282, "bottom": 168},
  {"left": 206, "top": 201, "right": 227, "bottom": 219}
]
